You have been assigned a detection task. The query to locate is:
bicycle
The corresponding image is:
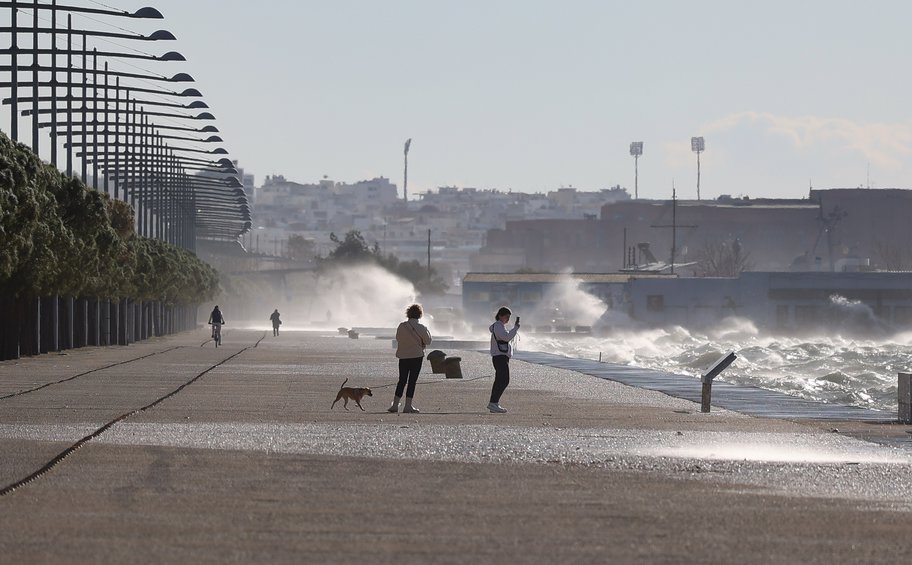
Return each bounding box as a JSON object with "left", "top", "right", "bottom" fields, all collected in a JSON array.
[{"left": 211, "top": 323, "right": 222, "bottom": 347}]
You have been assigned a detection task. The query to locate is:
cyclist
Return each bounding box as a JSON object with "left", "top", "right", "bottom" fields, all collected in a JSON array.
[{"left": 208, "top": 305, "right": 225, "bottom": 346}]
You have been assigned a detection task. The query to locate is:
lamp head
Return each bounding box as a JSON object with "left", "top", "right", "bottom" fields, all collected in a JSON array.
[
  {"left": 148, "top": 30, "right": 176, "bottom": 40},
  {"left": 158, "top": 51, "right": 186, "bottom": 62},
  {"left": 132, "top": 7, "right": 164, "bottom": 19}
]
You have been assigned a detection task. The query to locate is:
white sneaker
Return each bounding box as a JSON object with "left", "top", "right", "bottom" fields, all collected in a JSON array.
[{"left": 487, "top": 403, "right": 507, "bottom": 413}]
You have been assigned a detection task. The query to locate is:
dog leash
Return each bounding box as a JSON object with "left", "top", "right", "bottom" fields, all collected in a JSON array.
[{"left": 370, "top": 374, "right": 494, "bottom": 390}]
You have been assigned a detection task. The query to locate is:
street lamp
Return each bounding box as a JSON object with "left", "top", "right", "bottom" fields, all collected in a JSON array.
[
  {"left": 629, "top": 141, "right": 643, "bottom": 199},
  {"left": 0, "top": 1, "right": 172, "bottom": 145},
  {"left": 691, "top": 136, "right": 704, "bottom": 200},
  {"left": 2, "top": 1, "right": 248, "bottom": 249}
]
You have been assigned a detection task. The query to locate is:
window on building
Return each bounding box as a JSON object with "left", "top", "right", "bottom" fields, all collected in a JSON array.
[
  {"left": 895, "top": 306, "right": 912, "bottom": 326},
  {"left": 795, "top": 305, "right": 818, "bottom": 328},
  {"left": 776, "top": 304, "right": 789, "bottom": 328},
  {"left": 646, "top": 295, "right": 665, "bottom": 312},
  {"left": 519, "top": 290, "right": 542, "bottom": 302}
]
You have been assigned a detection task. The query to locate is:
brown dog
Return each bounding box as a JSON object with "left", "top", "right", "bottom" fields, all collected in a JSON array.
[{"left": 331, "top": 378, "right": 372, "bottom": 411}]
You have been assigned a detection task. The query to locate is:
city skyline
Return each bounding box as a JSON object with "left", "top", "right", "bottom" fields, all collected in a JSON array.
[{"left": 5, "top": 1, "right": 912, "bottom": 199}]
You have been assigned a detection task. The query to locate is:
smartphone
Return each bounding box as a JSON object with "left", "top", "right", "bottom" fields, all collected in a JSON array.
[{"left": 516, "top": 316, "right": 520, "bottom": 324}]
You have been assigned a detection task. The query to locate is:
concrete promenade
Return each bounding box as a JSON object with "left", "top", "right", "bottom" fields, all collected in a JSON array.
[{"left": 1, "top": 328, "right": 912, "bottom": 563}]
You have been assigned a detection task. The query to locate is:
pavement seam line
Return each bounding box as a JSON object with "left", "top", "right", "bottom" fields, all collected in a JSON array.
[
  {"left": 0, "top": 346, "right": 186, "bottom": 401},
  {"left": 0, "top": 334, "right": 266, "bottom": 497}
]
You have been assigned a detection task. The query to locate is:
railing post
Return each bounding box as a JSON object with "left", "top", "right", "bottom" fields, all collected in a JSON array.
[
  {"left": 899, "top": 373, "right": 912, "bottom": 424},
  {"left": 701, "top": 352, "right": 737, "bottom": 414}
]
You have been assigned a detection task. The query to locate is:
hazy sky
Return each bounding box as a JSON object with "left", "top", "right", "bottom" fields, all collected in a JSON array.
[{"left": 7, "top": 1, "right": 912, "bottom": 199}]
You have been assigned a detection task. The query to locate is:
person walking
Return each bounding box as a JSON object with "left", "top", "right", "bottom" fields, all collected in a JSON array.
[
  {"left": 270, "top": 309, "right": 282, "bottom": 336},
  {"left": 488, "top": 306, "right": 519, "bottom": 413},
  {"left": 389, "top": 303, "right": 432, "bottom": 414}
]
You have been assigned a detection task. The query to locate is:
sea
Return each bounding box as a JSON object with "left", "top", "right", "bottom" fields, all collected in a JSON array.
[
  {"left": 485, "top": 280, "right": 912, "bottom": 414},
  {"left": 263, "top": 264, "right": 912, "bottom": 413},
  {"left": 520, "top": 323, "right": 912, "bottom": 412}
]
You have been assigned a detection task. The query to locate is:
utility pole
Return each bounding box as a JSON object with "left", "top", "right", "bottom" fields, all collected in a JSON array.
[{"left": 650, "top": 182, "right": 697, "bottom": 274}]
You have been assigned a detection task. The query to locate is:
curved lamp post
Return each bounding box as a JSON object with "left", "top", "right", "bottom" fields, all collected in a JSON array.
[{"left": 0, "top": 1, "right": 170, "bottom": 145}]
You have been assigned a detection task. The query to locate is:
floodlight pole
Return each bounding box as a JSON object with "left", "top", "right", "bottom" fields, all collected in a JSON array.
[
  {"left": 691, "top": 136, "right": 705, "bottom": 200},
  {"left": 403, "top": 137, "right": 411, "bottom": 202},
  {"left": 629, "top": 141, "right": 643, "bottom": 199}
]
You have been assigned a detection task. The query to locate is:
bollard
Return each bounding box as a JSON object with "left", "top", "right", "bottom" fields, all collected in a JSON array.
[
  {"left": 700, "top": 351, "right": 737, "bottom": 413},
  {"left": 443, "top": 357, "right": 463, "bottom": 379},
  {"left": 701, "top": 381, "right": 713, "bottom": 413},
  {"left": 427, "top": 350, "right": 447, "bottom": 374},
  {"left": 899, "top": 373, "right": 912, "bottom": 424}
]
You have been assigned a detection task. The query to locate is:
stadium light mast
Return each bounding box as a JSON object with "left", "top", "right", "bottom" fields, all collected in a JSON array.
[
  {"left": 691, "top": 136, "right": 705, "bottom": 200},
  {"left": 629, "top": 141, "right": 643, "bottom": 199},
  {"left": 403, "top": 137, "right": 411, "bottom": 202}
]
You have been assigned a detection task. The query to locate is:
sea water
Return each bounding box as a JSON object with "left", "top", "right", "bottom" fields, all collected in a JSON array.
[
  {"left": 508, "top": 278, "right": 912, "bottom": 413},
  {"left": 238, "top": 264, "right": 912, "bottom": 412},
  {"left": 520, "top": 323, "right": 912, "bottom": 412}
]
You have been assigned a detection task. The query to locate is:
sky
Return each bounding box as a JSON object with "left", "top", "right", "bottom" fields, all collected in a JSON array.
[{"left": 5, "top": 0, "right": 912, "bottom": 199}]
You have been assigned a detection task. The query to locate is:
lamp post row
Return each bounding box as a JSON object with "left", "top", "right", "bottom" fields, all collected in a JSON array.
[{"left": 0, "top": 0, "right": 250, "bottom": 249}]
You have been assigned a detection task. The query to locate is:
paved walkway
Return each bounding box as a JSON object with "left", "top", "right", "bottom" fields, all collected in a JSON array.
[{"left": 1, "top": 329, "right": 912, "bottom": 564}]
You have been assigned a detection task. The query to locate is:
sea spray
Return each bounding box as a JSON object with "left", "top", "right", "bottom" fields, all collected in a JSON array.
[
  {"left": 214, "top": 263, "right": 419, "bottom": 330},
  {"left": 507, "top": 273, "right": 911, "bottom": 412},
  {"left": 309, "top": 264, "right": 417, "bottom": 328}
]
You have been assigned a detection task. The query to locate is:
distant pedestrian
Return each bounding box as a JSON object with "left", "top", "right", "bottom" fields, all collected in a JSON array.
[
  {"left": 488, "top": 306, "right": 519, "bottom": 413},
  {"left": 270, "top": 309, "right": 282, "bottom": 336},
  {"left": 389, "top": 303, "right": 432, "bottom": 414}
]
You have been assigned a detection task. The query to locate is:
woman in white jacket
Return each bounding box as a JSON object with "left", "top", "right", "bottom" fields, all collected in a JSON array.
[
  {"left": 488, "top": 306, "right": 519, "bottom": 413},
  {"left": 390, "top": 304, "right": 433, "bottom": 413}
]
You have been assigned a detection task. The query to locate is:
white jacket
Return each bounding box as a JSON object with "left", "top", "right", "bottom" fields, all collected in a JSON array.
[
  {"left": 489, "top": 320, "right": 519, "bottom": 358},
  {"left": 395, "top": 319, "right": 432, "bottom": 359}
]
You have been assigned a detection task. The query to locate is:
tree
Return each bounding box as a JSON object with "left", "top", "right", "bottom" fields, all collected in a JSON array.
[
  {"left": 0, "top": 129, "right": 218, "bottom": 303},
  {"left": 695, "top": 238, "right": 753, "bottom": 277},
  {"left": 287, "top": 234, "right": 316, "bottom": 262},
  {"left": 872, "top": 240, "right": 912, "bottom": 271},
  {"left": 321, "top": 230, "right": 449, "bottom": 295},
  {"left": 326, "top": 230, "right": 379, "bottom": 262}
]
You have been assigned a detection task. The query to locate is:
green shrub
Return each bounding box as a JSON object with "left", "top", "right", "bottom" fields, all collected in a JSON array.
[{"left": 0, "top": 131, "right": 219, "bottom": 304}]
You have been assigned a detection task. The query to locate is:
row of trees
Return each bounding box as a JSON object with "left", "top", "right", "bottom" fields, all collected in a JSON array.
[
  {"left": 1, "top": 131, "right": 219, "bottom": 359},
  {"left": 0, "top": 131, "right": 218, "bottom": 303}
]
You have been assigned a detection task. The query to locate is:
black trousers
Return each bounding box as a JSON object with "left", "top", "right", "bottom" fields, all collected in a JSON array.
[
  {"left": 396, "top": 357, "right": 424, "bottom": 398},
  {"left": 490, "top": 354, "right": 510, "bottom": 403},
  {"left": 272, "top": 324, "right": 279, "bottom": 336}
]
